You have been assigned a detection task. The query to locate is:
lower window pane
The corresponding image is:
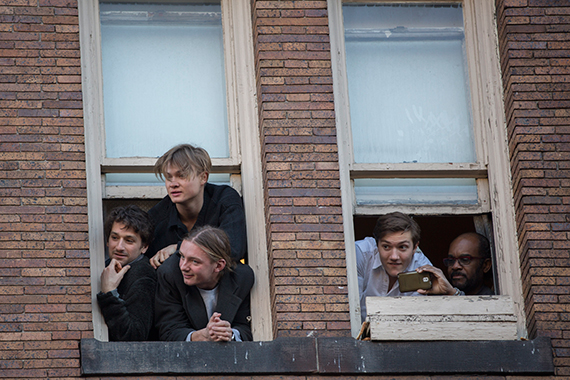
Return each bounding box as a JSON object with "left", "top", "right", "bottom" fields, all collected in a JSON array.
[
  {"left": 354, "top": 178, "right": 478, "bottom": 206},
  {"left": 105, "top": 173, "right": 231, "bottom": 187}
]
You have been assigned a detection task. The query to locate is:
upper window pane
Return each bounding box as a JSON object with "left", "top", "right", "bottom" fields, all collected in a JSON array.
[
  {"left": 100, "top": 2, "right": 229, "bottom": 159},
  {"left": 343, "top": 3, "right": 475, "bottom": 164}
]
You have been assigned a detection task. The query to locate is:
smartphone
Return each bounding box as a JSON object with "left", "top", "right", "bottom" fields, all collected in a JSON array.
[{"left": 397, "top": 271, "right": 432, "bottom": 292}]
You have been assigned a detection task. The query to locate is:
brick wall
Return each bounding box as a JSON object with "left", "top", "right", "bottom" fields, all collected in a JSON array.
[
  {"left": 0, "top": 0, "right": 91, "bottom": 378},
  {"left": 0, "top": 0, "right": 566, "bottom": 379},
  {"left": 496, "top": 0, "right": 570, "bottom": 377},
  {"left": 253, "top": 0, "right": 350, "bottom": 338}
]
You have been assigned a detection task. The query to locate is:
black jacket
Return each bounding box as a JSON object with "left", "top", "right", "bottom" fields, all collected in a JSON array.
[
  {"left": 147, "top": 183, "right": 247, "bottom": 261},
  {"left": 154, "top": 252, "right": 254, "bottom": 341},
  {"left": 97, "top": 256, "right": 157, "bottom": 341}
]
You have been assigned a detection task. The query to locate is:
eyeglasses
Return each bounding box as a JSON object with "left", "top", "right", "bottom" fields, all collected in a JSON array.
[{"left": 443, "top": 255, "right": 484, "bottom": 267}]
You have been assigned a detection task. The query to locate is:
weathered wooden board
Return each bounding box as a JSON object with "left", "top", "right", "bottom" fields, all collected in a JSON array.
[{"left": 367, "top": 295, "right": 517, "bottom": 340}]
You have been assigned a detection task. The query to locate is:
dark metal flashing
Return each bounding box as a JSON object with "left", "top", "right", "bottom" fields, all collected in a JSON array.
[
  {"left": 81, "top": 337, "right": 317, "bottom": 375},
  {"left": 81, "top": 336, "right": 554, "bottom": 376},
  {"left": 317, "top": 337, "right": 554, "bottom": 374}
]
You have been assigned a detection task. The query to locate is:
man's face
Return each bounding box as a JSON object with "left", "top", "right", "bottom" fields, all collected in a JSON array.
[
  {"left": 164, "top": 163, "right": 208, "bottom": 206},
  {"left": 377, "top": 230, "right": 418, "bottom": 280},
  {"left": 446, "top": 236, "right": 491, "bottom": 294},
  {"left": 179, "top": 240, "right": 225, "bottom": 290},
  {"left": 107, "top": 221, "right": 148, "bottom": 266}
]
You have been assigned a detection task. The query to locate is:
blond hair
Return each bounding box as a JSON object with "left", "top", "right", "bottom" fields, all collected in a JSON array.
[
  {"left": 154, "top": 144, "right": 212, "bottom": 180},
  {"left": 183, "top": 226, "right": 235, "bottom": 275}
]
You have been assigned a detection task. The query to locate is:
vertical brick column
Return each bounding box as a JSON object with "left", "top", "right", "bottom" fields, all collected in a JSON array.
[
  {"left": 0, "top": 1, "right": 90, "bottom": 378},
  {"left": 252, "top": 0, "right": 350, "bottom": 337},
  {"left": 497, "top": 0, "right": 570, "bottom": 376}
]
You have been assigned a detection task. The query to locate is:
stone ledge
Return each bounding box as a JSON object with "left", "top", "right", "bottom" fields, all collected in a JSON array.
[{"left": 81, "top": 336, "right": 553, "bottom": 375}]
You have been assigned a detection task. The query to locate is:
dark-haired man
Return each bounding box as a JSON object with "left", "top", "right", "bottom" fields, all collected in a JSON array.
[
  {"left": 355, "top": 212, "right": 432, "bottom": 322},
  {"left": 97, "top": 205, "right": 157, "bottom": 341}
]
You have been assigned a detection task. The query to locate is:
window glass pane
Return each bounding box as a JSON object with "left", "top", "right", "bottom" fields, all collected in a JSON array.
[
  {"left": 105, "top": 173, "right": 163, "bottom": 187},
  {"left": 343, "top": 3, "right": 475, "bottom": 164},
  {"left": 105, "top": 173, "right": 231, "bottom": 187},
  {"left": 100, "top": 2, "right": 229, "bottom": 159},
  {"left": 354, "top": 178, "right": 478, "bottom": 206}
]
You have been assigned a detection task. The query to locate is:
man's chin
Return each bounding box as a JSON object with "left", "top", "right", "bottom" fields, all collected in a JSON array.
[
  {"left": 451, "top": 279, "right": 466, "bottom": 289},
  {"left": 387, "top": 268, "right": 404, "bottom": 279},
  {"left": 169, "top": 193, "right": 184, "bottom": 202},
  {"left": 110, "top": 256, "right": 127, "bottom": 266}
]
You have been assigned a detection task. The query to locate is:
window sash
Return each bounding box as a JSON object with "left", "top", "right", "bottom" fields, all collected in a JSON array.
[
  {"left": 340, "top": 1, "right": 487, "bottom": 209},
  {"left": 350, "top": 162, "right": 490, "bottom": 214}
]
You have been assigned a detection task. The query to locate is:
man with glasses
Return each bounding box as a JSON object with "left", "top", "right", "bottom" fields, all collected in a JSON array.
[{"left": 417, "top": 232, "right": 494, "bottom": 296}]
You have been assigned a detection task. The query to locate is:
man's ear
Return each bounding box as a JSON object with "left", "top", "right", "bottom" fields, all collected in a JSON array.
[
  {"left": 140, "top": 244, "right": 149, "bottom": 255},
  {"left": 482, "top": 258, "right": 492, "bottom": 273},
  {"left": 413, "top": 242, "right": 419, "bottom": 252},
  {"left": 215, "top": 259, "right": 226, "bottom": 273},
  {"left": 200, "top": 171, "right": 209, "bottom": 185}
]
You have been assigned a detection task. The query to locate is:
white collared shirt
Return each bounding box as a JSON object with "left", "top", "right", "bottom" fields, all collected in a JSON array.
[{"left": 355, "top": 236, "right": 432, "bottom": 322}]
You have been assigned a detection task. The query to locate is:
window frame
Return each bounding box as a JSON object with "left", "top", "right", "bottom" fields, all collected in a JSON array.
[
  {"left": 328, "top": 0, "right": 527, "bottom": 338},
  {"left": 79, "top": 0, "right": 273, "bottom": 342}
]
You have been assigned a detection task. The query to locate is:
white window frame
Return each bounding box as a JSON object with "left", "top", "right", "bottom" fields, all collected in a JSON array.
[
  {"left": 328, "top": 0, "right": 527, "bottom": 338},
  {"left": 79, "top": 0, "right": 273, "bottom": 341}
]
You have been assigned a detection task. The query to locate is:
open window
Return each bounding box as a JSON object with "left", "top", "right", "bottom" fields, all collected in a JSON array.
[
  {"left": 79, "top": 0, "right": 272, "bottom": 342},
  {"left": 328, "top": 0, "right": 526, "bottom": 338}
]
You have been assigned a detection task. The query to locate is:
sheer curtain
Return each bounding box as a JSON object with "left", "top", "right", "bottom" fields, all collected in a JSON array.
[{"left": 100, "top": 3, "right": 229, "bottom": 159}]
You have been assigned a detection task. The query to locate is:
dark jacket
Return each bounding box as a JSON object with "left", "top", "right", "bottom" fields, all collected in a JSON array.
[
  {"left": 154, "top": 252, "right": 254, "bottom": 341},
  {"left": 147, "top": 182, "right": 247, "bottom": 261},
  {"left": 97, "top": 256, "right": 157, "bottom": 341}
]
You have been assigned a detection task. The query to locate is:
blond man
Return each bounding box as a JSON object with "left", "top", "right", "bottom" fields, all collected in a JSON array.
[
  {"left": 147, "top": 144, "right": 247, "bottom": 268},
  {"left": 155, "top": 226, "right": 254, "bottom": 342}
]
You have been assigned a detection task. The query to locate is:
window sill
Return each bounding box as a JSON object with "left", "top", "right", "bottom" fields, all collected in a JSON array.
[{"left": 81, "top": 336, "right": 553, "bottom": 375}]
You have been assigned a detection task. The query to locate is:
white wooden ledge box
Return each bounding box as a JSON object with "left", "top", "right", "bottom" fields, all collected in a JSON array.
[{"left": 366, "top": 295, "right": 517, "bottom": 341}]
